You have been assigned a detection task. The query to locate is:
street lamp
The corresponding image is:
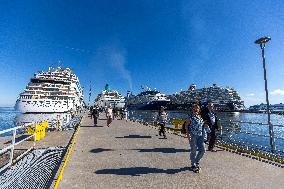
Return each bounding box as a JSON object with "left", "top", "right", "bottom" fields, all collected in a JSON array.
[{"left": 255, "top": 36, "right": 275, "bottom": 152}]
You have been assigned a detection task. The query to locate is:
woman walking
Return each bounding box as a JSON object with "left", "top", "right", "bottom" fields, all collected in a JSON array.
[
  {"left": 157, "top": 106, "right": 168, "bottom": 139},
  {"left": 185, "top": 103, "right": 209, "bottom": 173},
  {"left": 106, "top": 104, "right": 113, "bottom": 127}
]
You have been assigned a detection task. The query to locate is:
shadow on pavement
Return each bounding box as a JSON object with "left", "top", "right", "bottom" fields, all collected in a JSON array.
[
  {"left": 115, "top": 135, "right": 152, "bottom": 139},
  {"left": 132, "top": 148, "right": 189, "bottom": 153},
  {"left": 90, "top": 148, "right": 113, "bottom": 153},
  {"left": 4, "top": 134, "right": 30, "bottom": 144},
  {"left": 95, "top": 167, "right": 190, "bottom": 176}
]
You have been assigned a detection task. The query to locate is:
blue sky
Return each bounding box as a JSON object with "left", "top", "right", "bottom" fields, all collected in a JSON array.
[{"left": 0, "top": 0, "right": 284, "bottom": 107}]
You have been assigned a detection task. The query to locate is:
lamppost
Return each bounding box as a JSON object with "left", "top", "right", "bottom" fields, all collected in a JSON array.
[{"left": 254, "top": 36, "right": 275, "bottom": 152}]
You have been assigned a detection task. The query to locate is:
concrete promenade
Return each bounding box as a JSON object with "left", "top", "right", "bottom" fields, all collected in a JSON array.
[{"left": 59, "top": 114, "right": 284, "bottom": 189}]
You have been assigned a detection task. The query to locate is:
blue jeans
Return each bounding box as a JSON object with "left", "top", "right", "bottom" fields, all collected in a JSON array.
[{"left": 189, "top": 134, "right": 205, "bottom": 166}]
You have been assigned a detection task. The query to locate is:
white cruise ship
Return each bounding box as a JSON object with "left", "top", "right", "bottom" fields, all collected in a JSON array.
[
  {"left": 95, "top": 84, "right": 125, "bottom": 109},
  {"left": 169, "top": 84, "right": 245, "bottom": 111},
  {"left": 15, "top": 67, "right": 84, "bottom": 113}
]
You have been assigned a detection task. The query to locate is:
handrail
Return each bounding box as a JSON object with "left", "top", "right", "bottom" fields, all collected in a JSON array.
[
  {"left": 229, "top": 120, "right": 284, "bottom": 128},
  {"left": 0, "top": 122, "right": 36, "bottom": 173},
  {"left": 129, "top": 112, "right": 284, "bottom": 158}
]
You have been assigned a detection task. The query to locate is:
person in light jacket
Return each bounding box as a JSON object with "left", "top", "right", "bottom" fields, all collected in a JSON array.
[{"left": 185, "top": 103, "right": 209, "bottom": 173}]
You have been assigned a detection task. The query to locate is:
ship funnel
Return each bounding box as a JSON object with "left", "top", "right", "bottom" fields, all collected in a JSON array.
[
  {"left": 188, "top": 84, "right": 196, "bottom": 91},
  {"left": 105, "top": 84, "right": 111, "bottom": 90}
]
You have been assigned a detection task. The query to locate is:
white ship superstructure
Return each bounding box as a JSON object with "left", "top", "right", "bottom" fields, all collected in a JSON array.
[
  {"left": 95, "top": 85, "right": 125, "bottom": 109},
  {"left": 15, "top": 67, "right": 84, "bottom": 113}
]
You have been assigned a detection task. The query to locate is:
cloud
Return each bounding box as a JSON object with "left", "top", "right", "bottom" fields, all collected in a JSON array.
[
  {"left": 108, "top": 47, "right": 133, "bottom": 90},
  {"left": 92, "top": 43, "right": 133, "bottom": 91},
  {"left": 246, "top": 93, "right": 255, "bottom": 96},
  {"left": 271, "top": 89, "right": 284, "bottom": 96}
]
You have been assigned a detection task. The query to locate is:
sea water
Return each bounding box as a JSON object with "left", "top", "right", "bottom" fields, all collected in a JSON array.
[
  {"left": 0, "top": 107, "right": 19, "bottom": 130},
  {"left": 0, "top": 107, "right": 73, "bottom": 137}
]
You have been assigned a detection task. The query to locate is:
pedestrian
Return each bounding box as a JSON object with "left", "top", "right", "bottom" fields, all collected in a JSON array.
[
  {"left": 89, "top": 106, "right": 94, "bottom": 119},
  {"left": 92, "top": 106, "right": 100, "bottom": 126},
  {"left": 106, "top": 104, "right": 113, "bottom": 127},
  {"left": 157, "top": 106, "right": 168, "bottom": 139},
  {"left": 124, "top": 108, "right": 128, "bottom": 121},
  {"left": 202, "top": 101, "right": 219, "bottom": 152},
  {"left": 185, "top": 102, "right": 210, "bottom": 173}
]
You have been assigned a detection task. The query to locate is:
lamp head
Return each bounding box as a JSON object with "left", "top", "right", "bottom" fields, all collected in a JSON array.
[{"left": 255, "top": 37, "right": 271, "bottom": 44}]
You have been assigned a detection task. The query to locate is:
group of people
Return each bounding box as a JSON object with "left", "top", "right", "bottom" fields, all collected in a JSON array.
[
  {"left": 90, "top": 101, "right": 219, "bottom": 174},
  {"left": 156, "top": 101, "right": 219, "bottom": 173},
  {"left": 90, "top": 104, "right": 128, "bottom": 127}
]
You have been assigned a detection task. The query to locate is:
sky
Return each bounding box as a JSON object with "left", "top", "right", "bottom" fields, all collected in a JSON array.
[{"left": 0, "top": 0, "right": 284, "bottom": 107}]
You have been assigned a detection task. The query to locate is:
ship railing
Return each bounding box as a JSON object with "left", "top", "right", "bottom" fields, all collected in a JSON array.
[{"left": 0, "top": 122, "right": 36, "bottom": 173}]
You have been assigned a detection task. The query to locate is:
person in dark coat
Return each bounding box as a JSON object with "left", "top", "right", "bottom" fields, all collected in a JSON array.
[
  {"left": 201, "top": 101, "right": 219, "bottom": 152},
  {"left": 92, "top": 106, "right": 100, "bottom": 126}
]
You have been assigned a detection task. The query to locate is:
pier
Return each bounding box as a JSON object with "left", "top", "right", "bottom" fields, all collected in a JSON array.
[{"left": 55, "top": 114, "right": 284, "bottom": 189}]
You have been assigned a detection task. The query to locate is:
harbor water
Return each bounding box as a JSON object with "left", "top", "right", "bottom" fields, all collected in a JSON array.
[
  {"left": 0, "top": 107, "right": 75, "bottom": 137},
  {"left": 129, "top": 110, "right": 284, "bottom": 154}
]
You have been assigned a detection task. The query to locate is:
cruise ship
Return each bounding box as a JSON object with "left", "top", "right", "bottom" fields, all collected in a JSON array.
[
  {"left": 249, "top": 103, "right": 284, "bottom": 113},
  {"left": 168, "top": 84, "right": 245, "bottom": 111},
  {"left": 126, "top": 87, "right": 170, "bottom": 110},
  {"left": 15, "top": 67, "right": 84, "bottom": 113},
  {"left": 95, "top": 84, "right": 126, "bottom": 109}
]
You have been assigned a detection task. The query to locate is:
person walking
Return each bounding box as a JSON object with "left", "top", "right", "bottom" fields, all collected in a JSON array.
[
  {"left": 106, "top": 104, "right": 113, "bottom": 127},
  {"left": 185, "top": 103, "right": 209, "bottom": 173},
  {"left": 202, "top": 101, "right": 219, "bottom": 152},
  {"left": 92, "top": 106, "right": 100, "bottom": 126},
  {"left": 89, "top": 106, "right": 94, "bottom": 119},
  {"left": 157, "top": 106, "right": 168, "bottom": 139},
  {"left": 124, "top": 108, "right": 128, "bottom": 121}
]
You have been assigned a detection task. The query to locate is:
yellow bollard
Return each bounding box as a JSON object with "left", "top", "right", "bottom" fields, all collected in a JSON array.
[
  {"left": 26, "top": 123, "right": 48, "bottom": 141},
  {"left": 40, "top": 121, "right": 48, "bottom": 138},
  {"left": 170, "top": 118, "right": 186, "bottom": 129}
]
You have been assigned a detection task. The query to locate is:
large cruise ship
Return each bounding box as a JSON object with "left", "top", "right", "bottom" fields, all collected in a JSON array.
[
  {"left": 15, "top": 67, "right": 84, "bottom": 113},
  {"left": 126, "top": 87, "right": 170, "bottom": 110},
  {"left": 168, "top": 84, "right": 245, "bottom": 111},
  {"left": 95, "top": 84, "right": 126, "bottom": 109}
]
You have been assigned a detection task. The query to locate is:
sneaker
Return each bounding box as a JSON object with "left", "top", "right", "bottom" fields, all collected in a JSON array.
[
  {"left": 194, "top": 166, "right": 200, "bottom": 173},
  {"left": 196, "top": 162, "right": 200, "bottom": 168}
]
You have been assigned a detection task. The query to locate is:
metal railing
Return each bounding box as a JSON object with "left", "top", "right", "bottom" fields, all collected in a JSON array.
[
  {"left": 128, "top": 111, "right": 284, "bottom": 159},
  {"left": 217, "top": 120, "right": 284, "bottom": 158},
  {"left": 0, "top": 122, "right": 36, "bottom": 173}
]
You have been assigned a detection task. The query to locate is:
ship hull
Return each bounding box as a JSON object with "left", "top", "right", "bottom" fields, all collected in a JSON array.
[
  {"left": 127, "top": 100, "right": 171, "bottom": 110},
  {"left": 96, "top": 100, "right": 125, "bottom": 109}
]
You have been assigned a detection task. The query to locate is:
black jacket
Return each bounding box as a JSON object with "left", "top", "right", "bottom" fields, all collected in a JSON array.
[
  {"left": 201, "top": 108, "right": 218, "bottom": 131},
  {"left": 92, "top": 108, "right": 99, "bottom": 117}
]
